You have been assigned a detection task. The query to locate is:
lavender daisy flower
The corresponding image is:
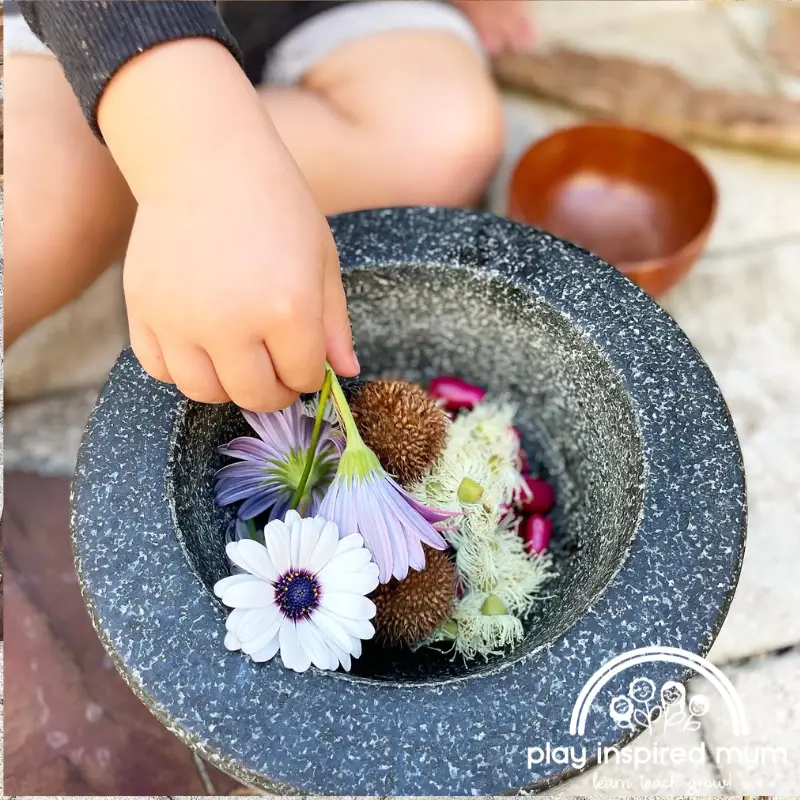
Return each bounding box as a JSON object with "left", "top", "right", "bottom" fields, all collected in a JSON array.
[
  {"left": 214, "top": 400, "right": 343, "bottom": 521},
  {"left": 319, "top": 369, "right": 451, "bottom": 584}
]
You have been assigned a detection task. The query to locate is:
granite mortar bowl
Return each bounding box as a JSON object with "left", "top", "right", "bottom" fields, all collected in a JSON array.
[{"left": 72, "top": 207, "right": 746, "bottom": 795}]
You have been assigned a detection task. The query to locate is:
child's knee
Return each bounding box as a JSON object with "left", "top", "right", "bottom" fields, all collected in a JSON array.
[
  {"left": 386, "top": 79, "right": 505, "bottom": 206},
  {"left": 424, "top": 89, "right": 504, "bottom": 203}
]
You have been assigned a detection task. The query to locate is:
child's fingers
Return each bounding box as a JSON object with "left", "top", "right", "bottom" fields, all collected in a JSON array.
[
  {"left": 211, "top": 340, "right": 298, "bottom": 412},
  {"left": 322, "top": 249, "right": 360, "bottom": 377},
  {"left": 260, "top": 296, "right": 327, "bottom": 394},
  {"left": 161, "top": 341, "right": 231, "bottom": 404},
  {"left": 129, "top": 318, "right": 174, "bottom": 385}
]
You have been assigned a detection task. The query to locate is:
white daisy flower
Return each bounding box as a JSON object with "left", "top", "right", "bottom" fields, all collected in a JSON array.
[{"left": 214, "top": 510, "right": 380, "bottom": 673}]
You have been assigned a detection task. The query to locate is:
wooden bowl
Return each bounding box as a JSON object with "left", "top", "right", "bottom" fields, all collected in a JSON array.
[{"left": 508, "top": 124, "right": 717, "bottom": 298}]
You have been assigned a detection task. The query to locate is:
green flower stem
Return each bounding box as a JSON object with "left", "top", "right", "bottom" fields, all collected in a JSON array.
[
  {"left": 326, "top": 364, "right": 383, "bottom": 480},
  {"left": 290, "top": 371, "right": 332, "bottom": 510},
  {"left": 326, "top": 364, "right": 366, "bottom": 448}
]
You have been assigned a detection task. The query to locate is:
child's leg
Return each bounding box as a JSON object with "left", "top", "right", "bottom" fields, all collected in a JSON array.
[
  {"left": 259, "top": 29, "right": 504, "bottom": 214},
  {"left": 4, "top": 55, "right": 137, "bottom": 347},
  {"left": 5, "top": 8, "right": 503, "bottom": 346}
]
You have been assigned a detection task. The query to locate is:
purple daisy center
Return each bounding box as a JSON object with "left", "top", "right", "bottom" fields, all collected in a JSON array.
[{"left": 274, "top": 569, "right": 320, "bottom": 620}]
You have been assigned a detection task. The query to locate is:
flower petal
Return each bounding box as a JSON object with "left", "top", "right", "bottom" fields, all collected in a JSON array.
[
  {"left": 240, "top": 613, "right": 283, "bottom": 655},
  {"left": 311, "top": 608, "right": 357, "bottom": 653},
  {"left": 263, "top": 519, "right": 291, "bottom": 575},
  {"left": 238, "top": 488, "right": 289, "bottom": 521},
  {"left": 335, "top": 615, "right": 375, "bottom": 640},
  {"left": 323, "top": 636, "right": 351, "bottom": 672},
  {"left": 404, "top": 528, "right": 426, "bottom": 571},
  {"left": 224, "top": 608, "right": 248, "bottom": 632},
  {"left": 267, "top": 495, "right": 293, "bottom": 525},
  {"left": 319, "top": 591, "right": 376, "bottom": 621},
  {"left": 334, "top": 478, "right": 360, "bottom": 538},
  {"left": 316, "top": 566, "right": 379, "bottom": 595},
  {"left": 218, "top": 436, "right": 280, "bottom": 462},
  {"left": 224, "top": 631, "right": 242, "bottom": 651},
  {"left": 317, "top": 478, "right": 338, "bottom": 522},
  {"left": 307, "top": 520, "right": 340, "bottom": 573},
  {"left": 214, "top": 573, "right": 259, "bottom": 598},
  {"left": 376, "top": 487, "right": 409, "bottom": 581},
  {"left": 298, "top": 517, "right": 324, "bottom": 567},
  {"left": 318, "top": 612, "right": 374, "bottom": 642},
  {"left": 394, "top": 479, "right": 455, "bottom": 523},
  {"left": 215, "top": 462, "right": 269, "bottom": 482},
  {"left": 283, "top": 509, "right": 303, "bottom": 531},
  {"left": 279, "top": 619, "right": 311, "bottom": 672},
  {"left": 288, "top": 515, "right": 322, "bottom": 570},
  {"left": 228, "top": 540, "right": 279, "bottom": 582},
  {"left": 249, "top": 635, "right": 281, "bottom": 663},
  {"left": 318, "top": 548, "right": 374, "bottom": 580},
  {"left": 290, "top": 518, "right": 303, "bottom": 568},
  {"left": 386, "top": 480, "right": 448, "bottom": 551},
  {"left": 216, "top": 482, "right": 279, "bottom": 509},
  {"left": 358, "top": 478, "right": 393, "bottom": 583},
  {"left": 296, "top": 619, "right": 335, "bottom": 670},
  {"left": 242, "top": 409, "right": 281, "bottom": 447},
  {"left": 236, "top": 606, "right": 280, "bottom": 642},
  {"left": 333, "top": 532, "right": 364, "bottom": 558},
  {"left": 218, "top": 580, "right": 274, "bottom": 609}
]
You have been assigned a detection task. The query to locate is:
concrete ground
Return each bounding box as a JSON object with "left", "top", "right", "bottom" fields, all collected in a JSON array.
[{"left": 3, "top": 1, "right": 800, "bottom": 796}]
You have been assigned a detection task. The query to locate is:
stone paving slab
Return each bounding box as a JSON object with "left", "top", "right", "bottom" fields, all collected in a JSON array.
[
  {"left": 695, "top": 146, "right": 800, "bottom": 254},
  {"left": 533, "top": 1, "right": 773, "bottom": 95},
  {"left": 4, "top": 263, "right": 128, "bottom": 402},
  {"left": 663, "top": 241, "right": 800, "bottom": 664},
  {"left": 692, "top": 651, "right": 800, "bottom": 794},
  {"left": 721, "top": 2, "right": 800, "bottom": 99},
  {"left": 3, "top": 387, "right": 100, "bottom": 476}
]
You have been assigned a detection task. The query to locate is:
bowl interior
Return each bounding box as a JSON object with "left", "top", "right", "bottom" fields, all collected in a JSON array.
[
  {"left": 169, "top": 265, "right": 646, "bottom": 682},
  {"left": 509, "top": 125, "right": 715, "bottom": 268}
]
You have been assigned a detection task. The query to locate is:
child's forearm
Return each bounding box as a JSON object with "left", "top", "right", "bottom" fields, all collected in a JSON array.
[
  {"left": 98, "top": 38, "right": 292, "bottom": 202},
  {"left": 16, "top": 0, "right": 241, "bottom": 138}
]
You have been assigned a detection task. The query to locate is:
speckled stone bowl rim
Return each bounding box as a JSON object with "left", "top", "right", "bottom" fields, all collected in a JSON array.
[{"left": 72, "top": 207, "right": 746, "bottom": 795}]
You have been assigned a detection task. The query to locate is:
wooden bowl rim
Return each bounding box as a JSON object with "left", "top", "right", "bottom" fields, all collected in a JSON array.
[{"left": 508, "top": 122, "right": 718, "bottom": 275}]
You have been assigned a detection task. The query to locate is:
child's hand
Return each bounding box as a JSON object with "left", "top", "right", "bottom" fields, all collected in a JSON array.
[
  {"left": 451, "top": 0, "right": 536, "bottom": 56},
  {"left": 98, "top": 39, "right": 359, "bottom": 412},
  {"left": 123, "top": 167, "right": 353, "bottom": 412}
]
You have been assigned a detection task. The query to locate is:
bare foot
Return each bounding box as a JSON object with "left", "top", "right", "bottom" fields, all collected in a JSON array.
[{"left": 450, "top": 0, "right": 536, "bottom": 56}]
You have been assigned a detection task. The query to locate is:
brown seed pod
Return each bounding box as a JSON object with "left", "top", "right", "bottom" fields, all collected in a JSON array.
[
  {"left": 372, "top": 547, "right": 456, "bottom": 646},
  {"left": 349, "top": 379, "right": 448, "bottom": 487}
]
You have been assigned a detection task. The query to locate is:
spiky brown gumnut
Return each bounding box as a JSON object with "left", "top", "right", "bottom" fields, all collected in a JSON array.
[
  {"left": 349, "top": 379, "right": 448, "bottom": 487},
  {"left": 372, "top": 547, "right": 456, "bottom": 647}
]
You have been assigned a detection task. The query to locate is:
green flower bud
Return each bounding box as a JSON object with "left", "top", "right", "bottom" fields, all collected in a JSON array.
[
  {"left": 481, "top": 594, "right": 506, "bottom": 616},
  {"left": 458, "top": 477, "right": 485, "bottom": 504}
]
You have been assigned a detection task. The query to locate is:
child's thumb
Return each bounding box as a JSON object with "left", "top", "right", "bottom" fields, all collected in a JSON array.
[{"left": 322, "top": 249, "right": 360, "bottom": 377}]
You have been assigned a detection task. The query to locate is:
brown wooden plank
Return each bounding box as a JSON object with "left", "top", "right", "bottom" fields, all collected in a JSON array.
[{"left": 492, "top": 47, "right": 800, "bottom": 158}]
